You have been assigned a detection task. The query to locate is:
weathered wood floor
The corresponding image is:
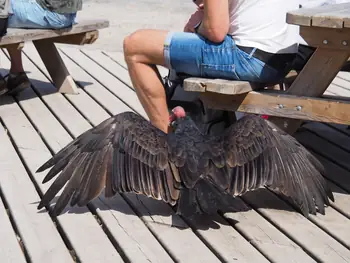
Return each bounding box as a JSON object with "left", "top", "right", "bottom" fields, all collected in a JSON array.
[{"left": 1, "top": 44, "right": 350, "bottom": 263}]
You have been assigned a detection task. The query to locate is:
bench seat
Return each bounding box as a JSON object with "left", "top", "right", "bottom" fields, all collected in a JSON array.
[{"left": 0, "top": 19, "right": 109, "bottom": 94}]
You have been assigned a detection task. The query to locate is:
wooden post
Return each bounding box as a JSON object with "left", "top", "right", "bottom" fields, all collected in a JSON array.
[
  {"left": 33, "top": 39, "right": 79, "bottom": 94},
  {"left": 268, "top": 26, "right": 350, "bottom": 134}
]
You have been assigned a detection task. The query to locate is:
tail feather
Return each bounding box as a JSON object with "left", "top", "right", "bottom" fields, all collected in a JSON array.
[{"left": 176, "top": 179, "right": 238, "bottom": 217}]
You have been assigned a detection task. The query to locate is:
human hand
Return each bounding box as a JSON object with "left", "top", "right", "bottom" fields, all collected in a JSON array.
[{"left": 193, "top": 0, "right": 204, "bottom": 9}]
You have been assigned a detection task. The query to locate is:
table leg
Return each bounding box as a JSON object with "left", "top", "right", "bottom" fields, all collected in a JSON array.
[
  {"left": 268, "top": 47, "right": 349, "bottom": 134},
  {"left": 33, "top": 39, "right": 79, "bottom": 94}
]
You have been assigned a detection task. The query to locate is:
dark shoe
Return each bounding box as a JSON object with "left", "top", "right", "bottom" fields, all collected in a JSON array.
[
  {"left": 6, "top": 72, "right": 30, "bottom": 96},
  {"left": 0, "top": 75, "right": 7, "bottom": 96}
]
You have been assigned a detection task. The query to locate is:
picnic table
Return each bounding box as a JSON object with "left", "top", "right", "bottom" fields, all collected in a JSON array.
[
  {"left": 183, "top": 3, "right": 350, "bottom": 134},
  {"left": 1, "top": 19, "right": 109, "bottom": 94}
]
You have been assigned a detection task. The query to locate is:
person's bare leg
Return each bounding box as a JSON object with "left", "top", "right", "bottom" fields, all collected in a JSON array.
[
  {"left": 124, "top": 29, "right": 170, "bottom": 133},
  {"left": 7, "top": 46, "right": 24, "bottom": 73}
]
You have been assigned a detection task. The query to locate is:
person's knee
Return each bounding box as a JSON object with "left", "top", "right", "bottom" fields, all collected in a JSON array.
[{"left": 123, "top": 29, "right": 146, "bottom": 62}]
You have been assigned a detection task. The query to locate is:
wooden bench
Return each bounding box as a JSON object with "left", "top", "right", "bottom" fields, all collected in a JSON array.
[
  {"left": 0, "top": 19, "right": 109, "bottom": 94},
  {"left": 184, "top": 3, "right": 350, "bottom": 134}
]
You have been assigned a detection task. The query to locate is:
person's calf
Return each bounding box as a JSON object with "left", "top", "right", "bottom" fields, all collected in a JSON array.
[
  {"left": 123, "top": 29, "right": 172, "bottom": 133},
  {"left": 7, "top": 46, "right": 25, "bottom": 73},
  {"left": 1, "top": 47, "right": 31, "bottom": 96}
]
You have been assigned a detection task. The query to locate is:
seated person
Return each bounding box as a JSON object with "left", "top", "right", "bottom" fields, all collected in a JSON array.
[
  {"left": 123, "top": 0, "right": 300, "bottom": 133},
  {"left": 0, "top": 0, "right": 82, "bottom": 97}
]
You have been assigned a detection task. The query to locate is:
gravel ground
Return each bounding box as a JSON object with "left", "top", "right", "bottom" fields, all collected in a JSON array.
[{"left": 75, "top": 0, "right": 195, "bottom": 51}]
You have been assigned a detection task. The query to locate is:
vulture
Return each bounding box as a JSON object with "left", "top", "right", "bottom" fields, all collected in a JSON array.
[{"left": 36, "top": 106, "right": 334, "bottom": 217}]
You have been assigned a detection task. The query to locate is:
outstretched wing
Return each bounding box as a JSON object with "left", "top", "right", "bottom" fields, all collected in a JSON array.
[
  {"left": 36, "top": 112, "right": 181, "bottom": 216},
  {"left": 208, "top": 115, "right": 334, "bottom": 217}
]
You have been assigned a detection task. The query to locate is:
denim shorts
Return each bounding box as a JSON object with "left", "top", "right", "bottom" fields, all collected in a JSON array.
[
  {"left": 8, "top": 0, "right": 76, "bottom": 29},
  {"left": 164, "top": 32, "right": 285, "bottom": 83}
]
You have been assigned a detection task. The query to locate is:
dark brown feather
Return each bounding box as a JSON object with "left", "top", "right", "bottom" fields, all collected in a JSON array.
[
  {"left": 209, "top": 115, "right": 334, "bottom": 217},
  {"left": 36, "top": 111, "right": 334, "bottom": 218},
  {"left": 36, "top": 112, "right": 183, "bottom": 216}
]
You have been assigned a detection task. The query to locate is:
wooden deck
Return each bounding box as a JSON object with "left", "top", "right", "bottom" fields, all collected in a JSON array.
[{"left": 1, "top": 44, "right": 350, "bottom": 263}]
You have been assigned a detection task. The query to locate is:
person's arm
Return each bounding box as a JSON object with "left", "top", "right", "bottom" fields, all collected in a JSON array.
[
  {"left": 184, "top": 6, "right": 204, "bottom": 33},
  {"left": 196, "top": 0, "right": 229, "bottom": 43}
]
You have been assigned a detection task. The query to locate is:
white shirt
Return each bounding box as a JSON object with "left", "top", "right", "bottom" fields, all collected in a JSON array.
[{"left": 229, "top": 0, "right": 300, "bottom": 54}]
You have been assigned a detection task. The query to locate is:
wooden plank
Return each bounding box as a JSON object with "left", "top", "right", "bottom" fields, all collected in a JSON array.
[
  {"left": 307, "top": 200, "right": 350, "bottom": 250},
  {"left": 181, "top": 207, "right": 270, "bottom": 263},
  {"left": 102, "top": 51, "right": 128, "bottom": 69},
  {"left": 53, "top": 31, "right": 99, "bottom": 45},
  {"left": 22, "top": 43, "right": 130, "bottom": 117},
  {"left": 93, "top": 195, "right": 174, "bottom": 263},
  {"left": 200, "top": 90, "right": 350, "bottom": 125},
  {"left": 286, "top": 30, "right": 350, "bottom": 106},
  {"left": 0, "top": 192, "right": 27, "bottom": 263},
  {"left": 183, "top": 78, "right": 263, "bottom": 94},
  {"left": 4, "top": 42, "right": 25, "bottom": 50},
  {"left": 302, "top": 122, "right": 350, "bottom": 152},
  {"left": 293, "top": 131, "right": 350, "bottom": 249},
  {"left": 60, "top": 47, "right": 147, "bottom": 117},
  {"left": 0, "top": 19, "right": 109, "bottom": 46},
  {"left": 0, "top": 102, "right": 73, "bottom": 263},
  {"left": 1, "top": 50, "right": 90, "bottom": 145},
  {"left": 312, "top": 8, "right": 350, "bottom": 28},
  {"left": 0, "top": 94, "right": 124, "bottom": 262},
  {"left": 286, "top": 3, "right": 350, "bottom": 27},
  {"left": 103, "top": 50, "right": 169, "bottom": 77},
  {"left": 296, "top": 128, "right": 350, "bottom": 219},
  {"left": 33, "top": 39, "right": 79, "bottom": 94},
  {"left": 337, "top": 70, "right": 350, "bottom": 82},
  {"left": 296, "top": 128, "right": 350, "bottom": 170},
  {"left": 123, "top": 194, "right": 232, "bottom": 263},
  {"left": 297, "top": 123, "right": 350, "bottom": 188},
  {"left": 332, "top": 74, "right": 350, "bottom": 95},
  {"left": 268, "top": 46, "right": 349, "bottom": 133},
  {"left": 311, "top": 153, "right": 350, "bottom": 219},
  {"left": 300, "top": 26, "right": 350, "bottom": 51},
  {"left": 326, "top": 82, "right": 350, "bottom": 97},
  {"left": 328, "top": 123, "right": 350, "bottom": 136},
  {"left": 0, "top": 72, "right": 124, "bottom": 263},
  {"left": 21, "top": 44, "right": 114, "bottom": 127},
  {"left": 282, "top": 46, "right": 349, "bottom": 97},
  {"left": 301, "top": 148, "right": 350, "bottom": 191},
  {"left": 81, "top": 49, "right": 134, "bottom": 88},
  {"left": 328, "top": 181, "right": 350, "bottom": 219},
  {"left": 241, "top": 189, "right": 350, "bottom": 262},
  {"left": 222, "top": 201, "right": 316, "bottom": 263}
]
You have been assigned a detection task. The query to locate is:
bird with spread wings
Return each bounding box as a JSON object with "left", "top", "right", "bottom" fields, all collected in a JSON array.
[{"left": 36, "top": 106, "right": 334, "bottom": 217}]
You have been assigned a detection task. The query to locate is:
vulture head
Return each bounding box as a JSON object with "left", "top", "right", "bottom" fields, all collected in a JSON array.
[
  {"left": 168, "top": 106, "right": 189, "bottom": 132},
  {"left": 169, "top": 106, "right": 186, "bottom": 123}
]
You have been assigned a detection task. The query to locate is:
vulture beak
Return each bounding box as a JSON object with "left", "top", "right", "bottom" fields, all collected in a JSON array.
[
  {"left": 168, "top": 106, "right": 186, "bottom": 126},
  {"left": 169, "top": 111, "right": 176, "bottom": 124}
]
